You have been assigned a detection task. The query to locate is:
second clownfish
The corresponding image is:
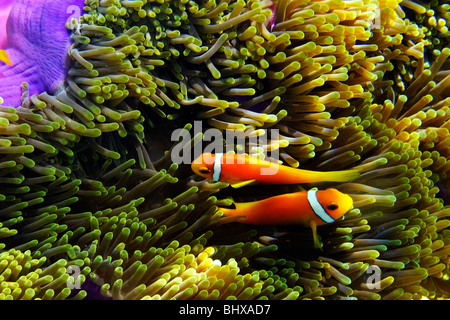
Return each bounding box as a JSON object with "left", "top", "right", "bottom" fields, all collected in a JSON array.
[
  {"left": 192, "top": 153, "right": 360, "bottom": 188},
  {"left": 218, "top": 188, "right": 353, "bottom": 248}
]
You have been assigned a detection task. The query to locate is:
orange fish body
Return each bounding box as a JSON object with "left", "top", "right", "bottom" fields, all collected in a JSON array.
[
  {"left": 219, "top": 188, "right": 353, "bottom": 248},
  {"left": 191, "top": 153, "right": 359, "bottom": 186}
]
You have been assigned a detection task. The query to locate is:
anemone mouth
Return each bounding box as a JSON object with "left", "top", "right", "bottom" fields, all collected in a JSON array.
[{"left": 0, "top": 0, "right": 85, "bottom": 107}]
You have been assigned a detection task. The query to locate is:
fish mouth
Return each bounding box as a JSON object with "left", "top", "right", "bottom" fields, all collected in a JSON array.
[{"left": 0, "top": 0, "right": 85, "bottom": 107}]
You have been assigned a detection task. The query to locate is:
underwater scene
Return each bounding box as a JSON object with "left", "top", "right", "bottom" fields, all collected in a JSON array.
[{"left": 0, "top": 0, "right": 449, "bottom": 301}]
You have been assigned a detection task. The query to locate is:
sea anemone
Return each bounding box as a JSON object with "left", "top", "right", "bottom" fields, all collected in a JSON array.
[
  {"left": 0, "top": 248, "right": 88, "bottom": 300},
  {"left": 0, "top": 0, "right": 449, "bottom": 300},
  {"left": 0, "top": 0, "right": 86, "bottom": 107}
]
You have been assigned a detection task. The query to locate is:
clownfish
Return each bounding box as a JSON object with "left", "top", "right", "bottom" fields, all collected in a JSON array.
[
  {"left": 218, "top": 188, "right": 353, "bottom": 248},
  {"left": 191, "top": 153, "right": 360, "bottom": 188},
  {"left": 0, "top": 49, "right": 12, "bottom": 66}
]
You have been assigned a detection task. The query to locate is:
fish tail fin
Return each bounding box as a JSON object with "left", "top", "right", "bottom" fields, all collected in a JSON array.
[
  {"left": 218, "top": 202, "right": 251, "bottom": 223},
  {"left": 218, "top": 197, "right": 243, "bottom": 217},
  {"left": 218, "top": 201, "right": 251, "bottom": 216},
  {"left": 324, "top": 169, "right": 360, "bottom": 182},
  {"left": 218, "top": 207, "right": 235, "bottom": 217},
  {"left": 218, "top": 207, "right": 248, "bottom": 223}
]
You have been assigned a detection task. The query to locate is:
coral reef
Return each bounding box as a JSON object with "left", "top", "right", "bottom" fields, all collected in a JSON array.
[{"left": 0, "top": 0, "right": 449, "bottom": 300}]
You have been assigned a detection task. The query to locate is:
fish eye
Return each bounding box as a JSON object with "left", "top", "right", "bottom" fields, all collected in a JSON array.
[
  {"left": 327, "top": 203, "right": 339, "bottom": 210},
  {"left": 198, "top": 167, "right": 211, "bottom": 174}
]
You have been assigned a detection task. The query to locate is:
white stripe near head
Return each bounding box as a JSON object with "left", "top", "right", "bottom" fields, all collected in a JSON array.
[
  {"left": 307, "top": 188, "right": 335, "bottom": 223},
  {"left": 212, "top": 153, "right": 223, "bottom": 182}
]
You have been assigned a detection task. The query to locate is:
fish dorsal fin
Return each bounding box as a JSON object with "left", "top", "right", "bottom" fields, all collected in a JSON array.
[{"left": 230, "top": 180, "right": 256, "bottom": 188}]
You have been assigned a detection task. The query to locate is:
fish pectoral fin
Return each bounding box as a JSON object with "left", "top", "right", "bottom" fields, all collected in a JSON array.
[
  {"left": 230, "top": 180, "right": 256, "bottom": 188},
  {"left": 309, "top": 220, "right": 323, "bottom": 250}
]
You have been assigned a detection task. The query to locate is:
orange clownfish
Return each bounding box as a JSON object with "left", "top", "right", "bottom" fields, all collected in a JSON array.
[
  {"left": 0, "top": 49, "right": 13, "bottom": 66},
  {"left": 191, "top": 153, "right": 359, "bottom": 188},
  {"left": 219, "top": 188, "right": 353, "bottom": 248}
]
